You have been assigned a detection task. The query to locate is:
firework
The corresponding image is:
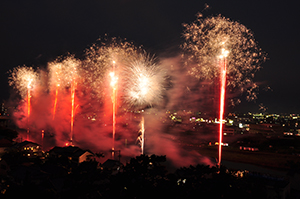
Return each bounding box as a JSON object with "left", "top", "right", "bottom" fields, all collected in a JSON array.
[
  {"left": 122, "top": 52, "right": 166, "bottom": 154},
  {"left": 218, "top": 48, "right": 228, "bottom": 166},
  {"left": 68, "top": 58, "right": 80, "bottom": 145},
  {"left": 48, "top": 61, "right": 63, "bottom": 120},
  {"left": 82, "top": 38, "right": 138, "bottom": 157},
  {"left": 48, "top": 55, "right": 81, "bottom": 124},
  {"left": 183, "top": 14, "right": 266, "bottom": 165},
  {"left": 9, "top": 66, "right": 39, "bottom": 99},
  {"left": 49, "top": 55, "right": 80, "bottom": 144},
  {"left": 9, "top": 66, "right": 39, "bottom": 140},
  {"left": 83, "top": 38, "right": 137, "bottom": 99},
  {"left": 136, "top": 115, "right": 145, "bottom": 154},
  {"left": 110, "top": 61, "right": 118, "bottom": 158},
  {"left": 48, "top": 55, "right": 81, "bottom": 89},
  {"left": 70, "top": 79, "right": 76, "bottom": 145},
  {"left": 122, "top": 52, "right": 165, "bottom": 108},
  {"left": 182, "top": 14, "right": 266, "bottom": 102}
]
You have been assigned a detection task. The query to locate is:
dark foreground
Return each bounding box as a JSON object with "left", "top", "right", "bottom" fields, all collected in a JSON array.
[
  {"left": 1, "top": 152, "right": 297, "bottom": 199},
  {"left": 194, "top": 145, "right": 300, "bottom": 171}
]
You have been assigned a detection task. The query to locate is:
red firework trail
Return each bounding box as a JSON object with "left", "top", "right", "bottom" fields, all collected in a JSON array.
[
  {"left": 53, "top": 85, "right": 59, "bottom": 120},
  {"left": 112, "top": 85, "right": 116, "bottom": 157},
  {"left": 218, "top": 54, "right": 227, "bottom": 166},
  {"left": 27, "top": 87, "right": 31, "bottom": 140},
  {"left": 70, "top": 80, "right": 76, "bottom": 145},
  {"left": 110, "top": 61, "right": 117, "bottom": 159},
  {"left": 41, "top": 130, "right": 44, "bottom": 149}
]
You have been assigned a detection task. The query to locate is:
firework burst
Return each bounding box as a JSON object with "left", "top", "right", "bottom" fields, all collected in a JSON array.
[
  {"left": 182, "top": 14, "right": 266, "bottom": 102},
  {"left": 83, "top": 38, "right": 137, "bottom": 99},
  {"left": 82, "top": 38, "right": 139, "bottom": 157},
  {"left": 48, "top": 55, "right": 81, "bottom": 92},
  {"left": 122, "top": 52, "right": 166, "bottom": 108},
  {"left": 9, "top": 66, "right": 39, "bottom": 98}
]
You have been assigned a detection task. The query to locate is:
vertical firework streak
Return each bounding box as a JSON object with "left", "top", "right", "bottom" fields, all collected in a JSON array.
[
  {"left": 27, "top": 81, "right": 32, "bottom": 140},
  {"left": 218, "top": 49, "right": 228, "bottom": 166},
  {"left": 41, "top": 130, "right": 44, "bottom": 150},
  {"left": 68, "top": 60, "right": 79, "bottom": 146},
  {"left": 70, "top": 79, "right": 77, "bottom": 145},
  {"left": 140, "top": 115, "right": 145, "bottom": 154},
  {"left": 110, "top": 61, "right": 118, "bottom": 158},
  {"left": 53, "top": 85, "right": 59, "bottom": 120},
  {"left": 136, "top": 115, "right": 145, "bottom": 154},
  {"left": 182, "top": 15, "right": 266, "bottom": 165}
]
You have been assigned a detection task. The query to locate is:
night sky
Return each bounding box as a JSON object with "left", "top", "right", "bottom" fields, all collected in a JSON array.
[{"left": 0, "top": 0, "right": 299, "bottom": 113}]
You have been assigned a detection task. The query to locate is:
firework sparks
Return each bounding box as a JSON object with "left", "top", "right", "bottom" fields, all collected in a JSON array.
[
  {"left": 83, "top": 38, "right": 137, "bottom": 99},
  {"left": 182, "top": 14, "right": 266, "bottom": 102},
  {"left": 122, "top": 52, "right": 165, "bottom": 108},
  {"left": 9, "top": 66, "right": 39, "bottom": 99},
  {"left": 48, "top": 55, "right": 80, "bottom": 89}
]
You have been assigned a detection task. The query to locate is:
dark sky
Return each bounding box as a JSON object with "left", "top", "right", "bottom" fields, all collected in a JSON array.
[{"left": 0, "top": 0, "right": 299, "bottom": 113}]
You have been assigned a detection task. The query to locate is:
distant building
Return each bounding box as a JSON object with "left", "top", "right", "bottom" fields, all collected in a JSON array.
[
  {"left": 101, "top": 159, "right": 123, "bottom": 174},
  {"left": 239, "top": 146, "right": 259, "bottom": 151},
  {"left": 12, "top": 141, "right": 42, "bottom": 157},
  {"left": 48, "top": 146, "right": 95, "bottom": 164}
]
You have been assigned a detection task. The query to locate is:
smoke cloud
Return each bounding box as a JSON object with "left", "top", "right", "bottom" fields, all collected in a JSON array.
[{"left": 8, "top": 51, "right": 225, "bottom": 169}]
